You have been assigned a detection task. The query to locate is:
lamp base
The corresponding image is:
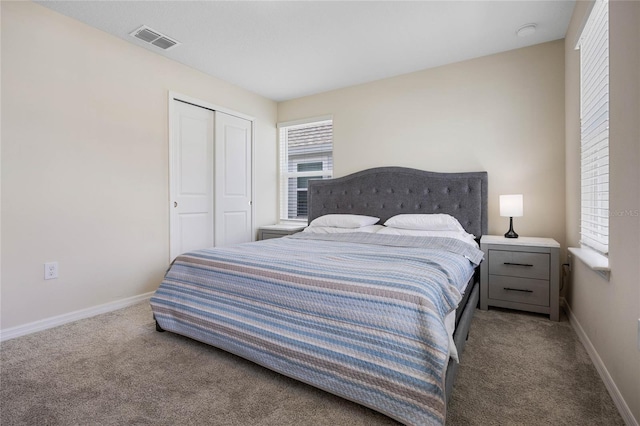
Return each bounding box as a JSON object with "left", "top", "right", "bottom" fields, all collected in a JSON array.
[
  {"left": 504, "top": 217, "right": 519, "bottom": 239},
  {"left": 504, "top": 229, "right": 519, "bottom": 238}
]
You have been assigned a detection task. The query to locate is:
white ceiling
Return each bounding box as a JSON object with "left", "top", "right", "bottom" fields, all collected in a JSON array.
[{"left": 38, "top": 1, "right": 575, "bottom": 102}]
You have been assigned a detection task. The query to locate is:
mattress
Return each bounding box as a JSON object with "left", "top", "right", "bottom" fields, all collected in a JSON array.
[
  {"left": 150, "top": 233, "right": 483, "bottom": 425},
  {"left": 444, "top": 275, "right": 473, "bottom": 362}
]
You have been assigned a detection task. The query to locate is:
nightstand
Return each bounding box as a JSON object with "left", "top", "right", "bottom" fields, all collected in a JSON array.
[
  {"left": 258, "top": 224, "right": 306, "bottom": 240},
  {"left": 480, "top": 235, "right": 560, "bottom": 321}
]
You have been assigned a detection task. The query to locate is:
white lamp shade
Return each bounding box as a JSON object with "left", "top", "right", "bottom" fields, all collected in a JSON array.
[{"left": 500, "top": 194, "right": 523, "bottom": 217}]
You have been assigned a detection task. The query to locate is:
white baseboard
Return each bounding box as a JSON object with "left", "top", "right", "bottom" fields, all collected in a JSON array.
[
  {"left": 561, "top": 298, "right": 639, "bottom": 426},
  {"left": 0, "top": 292, "right": 154, "bottom": 342}
]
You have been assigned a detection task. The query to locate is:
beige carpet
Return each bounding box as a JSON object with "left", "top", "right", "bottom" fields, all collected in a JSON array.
[{"left": 0, "top": 302, "right": 624, "bottom": 425}]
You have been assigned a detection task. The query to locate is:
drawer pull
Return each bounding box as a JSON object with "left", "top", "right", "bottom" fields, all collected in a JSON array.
[
  {"left": 503, "top": 262, "right": 534, "bottom": 267},
  {"left": 504, "top": 287, "right": 534, "bottom": 293}
]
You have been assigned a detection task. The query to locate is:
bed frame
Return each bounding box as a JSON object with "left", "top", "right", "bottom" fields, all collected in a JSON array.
[{"left": 307, "top": 166, "right": 488, "bottom": 399}]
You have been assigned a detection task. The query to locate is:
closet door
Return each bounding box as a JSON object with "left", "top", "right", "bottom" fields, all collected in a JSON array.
[
  {"left": 169, "top": 98, "right": 253, "bottom": 260},
  {"left": 214, "top": 112, "right": 253, "bottom": 247},
  {"left": 169, "top": 100, "right": 215, "bottom": 260}
]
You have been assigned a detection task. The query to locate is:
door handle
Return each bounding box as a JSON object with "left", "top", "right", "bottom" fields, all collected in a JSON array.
[{"left": 174, "top": 201, "right": 178, "bottom": 208}]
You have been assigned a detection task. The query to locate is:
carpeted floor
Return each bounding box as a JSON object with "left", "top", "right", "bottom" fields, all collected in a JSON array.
[{"left": 0, "top": 302, "right": 624, "bottom": 425}]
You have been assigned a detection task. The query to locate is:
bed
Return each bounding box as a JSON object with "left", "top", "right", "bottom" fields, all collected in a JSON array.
[{"left": 150, "top": 167, "right": 488, "bottom": 426}]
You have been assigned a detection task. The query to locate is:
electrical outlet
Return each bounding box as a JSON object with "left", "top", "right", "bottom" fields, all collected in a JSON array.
[{"left": 44, "top": 262, "right": 58, "bottom": 280}]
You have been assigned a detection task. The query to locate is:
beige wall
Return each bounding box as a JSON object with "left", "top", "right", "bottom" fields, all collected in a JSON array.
[
  {"left": 279, "top": 41, "right": 566, "bottom": 245},
  {"left": 0, "top": 2, "right": 278, "bottom": 329},
  {"left": 565, "top": 0, "right": 640, "bottom": 422}
]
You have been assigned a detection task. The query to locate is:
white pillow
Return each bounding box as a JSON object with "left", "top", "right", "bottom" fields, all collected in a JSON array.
[
  {"left": 303, "top": 225, "right": 384, "bottom": 234},
  {"left": 376, "top": 227, "right": 478, "bottom": 246},
  {"left": 309, "top": 214, "right": 380, "bottom": 229},
  {"left": 384, "top": 214, "right": 466, "bottom": 232}
]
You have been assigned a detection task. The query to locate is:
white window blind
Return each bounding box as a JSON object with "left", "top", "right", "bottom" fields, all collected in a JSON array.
[
  {"left": 578, "top": 0, "right": 609, "bottom": 255},
  {"left": 278, "top": 118, "right": 333, "bottom": 221}
]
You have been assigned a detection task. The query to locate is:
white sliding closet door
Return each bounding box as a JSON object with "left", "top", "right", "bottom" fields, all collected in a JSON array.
[
  {"left": 170, "top": 100, "right": 214, "bottom": 260},
  {"left": 169, "top": 98, "right": 253, "bottom": 260},
  {"left": 214, "top": 112, "right": 253, "bottom": 247}
]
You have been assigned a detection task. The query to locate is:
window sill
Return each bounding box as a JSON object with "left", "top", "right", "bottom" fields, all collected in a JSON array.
[{"left": 568, "top": 247, "right": 610, "bottom": 280}]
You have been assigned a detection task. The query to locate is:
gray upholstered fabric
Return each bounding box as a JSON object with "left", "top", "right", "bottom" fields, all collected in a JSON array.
[{"left": 308, "top": 167, "right": 488, "bottom": 237}]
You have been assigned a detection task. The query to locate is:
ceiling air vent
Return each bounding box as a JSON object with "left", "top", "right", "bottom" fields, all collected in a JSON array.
[{"left": 130, "top": 25, "right": 180, "bottom": 51}]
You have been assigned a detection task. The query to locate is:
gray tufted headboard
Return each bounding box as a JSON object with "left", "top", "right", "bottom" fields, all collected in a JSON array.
[{"left": 307, "top": 167, "right": 488, "bottom": 238}]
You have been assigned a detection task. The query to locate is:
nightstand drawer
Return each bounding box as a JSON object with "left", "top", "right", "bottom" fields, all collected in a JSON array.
[
  {"left": 258, "top": 225, "right": 306, "bottom": 241},
  {"left": 260, "top": 231, "right": 288, "bottom": 240},
  {"left": 488, "top": 275, "right": 549, "bottom": 306},
  {"left": 488, "top": 250, "right": 549, "bottom": 280}
]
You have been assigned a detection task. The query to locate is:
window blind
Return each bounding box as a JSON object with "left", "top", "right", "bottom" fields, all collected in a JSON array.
[
  {"left": 578, "top": 0, "right": 609, "bottom": 255},
  {"left": 278, "top": 119, "right": 333, "bottom": 221}
]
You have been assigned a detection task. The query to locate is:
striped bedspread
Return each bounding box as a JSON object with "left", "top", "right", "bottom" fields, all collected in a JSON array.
[{"left": 150, "top": 233, "right": 483, "bottom": 425}]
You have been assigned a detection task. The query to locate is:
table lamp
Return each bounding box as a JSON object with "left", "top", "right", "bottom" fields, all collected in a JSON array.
[{"left": 500, "top": 194, "right": 523, "bottom": 238}]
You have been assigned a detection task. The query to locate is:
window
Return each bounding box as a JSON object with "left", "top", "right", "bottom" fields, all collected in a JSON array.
[
  {"left": 278, "top": 118, "right": 333, "bottom": 221},
  {"left": 578, "top": 0, "right": 609, "bottom": 255}
]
